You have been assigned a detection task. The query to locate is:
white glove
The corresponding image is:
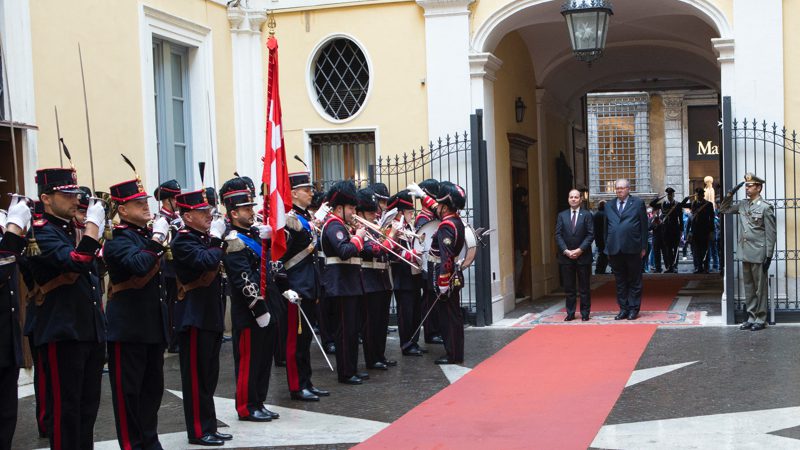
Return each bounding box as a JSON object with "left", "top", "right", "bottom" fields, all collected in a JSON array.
[
  {"left": 86, "top": 199, "right": 106, "bottom": 228},
  {"left": 152, "top": 217, "right": 169, "bottom": 240},
  {"left": 257, "top": 224, "right": 273, "bottom": 240},
  {"left": 209, "top": 216, "right": 226, "bottom": 239},
  {"left": 438, "top": 284, "right": 449, "bottom": 295},
  {"left": 170, "top": 216, "right": 184, "bottom": 230},
  {"left": 256, "top": 312, "right": 271, "bottom": 328},
  {"left": 282, "top": 289, "right": 300, "bottom": 304},
  {"left": 6, "top": 201, "right": 31, "bottom": 230},
  {"left": 0, "top": 209, "right": 7, "bottom": 231},
  {"left": 407, "top": 183, "right": 425, "bottom": 198}
]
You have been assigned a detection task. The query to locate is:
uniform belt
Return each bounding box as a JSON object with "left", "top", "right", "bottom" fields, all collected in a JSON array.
[
  {"left": 284, "top": 246, "right": 314, "bottom": 270},
  {"left": 325, "top": 256, "right": 362, "bottom": 265},
  {"left": 428, "top": 255, "right": 441, "bottom": 264},
  {"left": 391, "top": 260, "right": 422, "bottom": 274},
  {"left": 108, "top": 262, "right": 161, "bottom": 299},
  {"left": 361, "top": 261, "right": 388, "bottom": 270}
]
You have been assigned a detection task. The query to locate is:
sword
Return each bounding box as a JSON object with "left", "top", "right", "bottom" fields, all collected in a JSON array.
[
  {"left": 0, "top": 31, "right": 20, "bottom": 193},
  {"left": 54, "top": 106, "right": 64, "bottom": 167},
  {"left": 284, "top": 290, "right": 334, "bottom": 371},
  {"left": 78, "top": 43, "right": 96, "bottom": 191},
  {"left": 401, "top": 261, "right": 462, "bottom": 351}
]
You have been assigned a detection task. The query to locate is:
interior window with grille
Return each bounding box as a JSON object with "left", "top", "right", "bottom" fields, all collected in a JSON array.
[
  {"left": 587, "top": 93, "right": 651, "bottom": 194},
  {"left": 310, "top": 132, "right": 375, "bottom": 191},
  {"left": 153, "top": 38, "right": 192, "bottom": 188},
  {"left": 312, "top": 38, "right": 369, "bottom": 121}
]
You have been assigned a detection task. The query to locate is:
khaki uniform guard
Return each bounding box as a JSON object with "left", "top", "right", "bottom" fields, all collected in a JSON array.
[{"left": 719, "top": 173, "right": 777, "bottom": 329}]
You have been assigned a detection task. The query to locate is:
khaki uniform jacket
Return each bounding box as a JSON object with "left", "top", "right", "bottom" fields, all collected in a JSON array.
[{"left": 719, "top": 195, "right": 776, "bottom": 263}]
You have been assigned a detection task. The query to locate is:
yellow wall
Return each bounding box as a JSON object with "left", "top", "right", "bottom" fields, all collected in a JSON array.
[
  {"left": 29, "top": 0, "right": 235, "bottom": 192},
  {"left": 272, "top": 3, "right": 429, "bottom": 174},
  {"left": 492, "top": 31, "right": 542, "bottom": 303}
]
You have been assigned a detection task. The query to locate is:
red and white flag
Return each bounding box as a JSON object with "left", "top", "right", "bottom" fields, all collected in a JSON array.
[{"left": 262, "top": 36, "right": 292, "bottom": 267}]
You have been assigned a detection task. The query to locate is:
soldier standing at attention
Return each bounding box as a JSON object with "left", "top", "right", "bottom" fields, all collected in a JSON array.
[
  {"left": 154, "top": 179, "right": 182, "bottom": 353},
  {"left": 29, "top": 167, "right": 107, "bottom": 450},
  {"left": 321, "top": 181, "right": 368, "bottom": 384},
  {"left": 278, "top": 172, "right": 329, "bottom": 401},
  {"left": 416, "top": 178, "right": 443, "bottom": 349},
  {"left": 172, "top": 188, "right": 231, "bottom": 446},
  {"left": 0, "top": 197, "right": 30, "bottom": 448},
  {"left": 103, "top": 176, "right": 169, "bottom": 450},
  {"left": 719, "top": 173, "right": 777, "bottom": 331},
  {"left": 219, "top": 177, "right": 279, "bottom": 422}
]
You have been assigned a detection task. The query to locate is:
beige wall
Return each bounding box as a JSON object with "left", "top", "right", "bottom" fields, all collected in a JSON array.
[
  {"left": 272, "top": 3, "right": 428, "bottom": 174},
  {"left": 649, "top": 94, "right": 666, "bottom": 193},
  {"left": 491, "top": 31, "right": 539, "bottom": 303},
  {"left": 29, "top": 0, "right": 235, "bottom": 192}
]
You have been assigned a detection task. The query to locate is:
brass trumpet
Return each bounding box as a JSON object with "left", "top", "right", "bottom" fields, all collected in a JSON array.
[{"left": 351, "top": 214, "right": 422, "bottom": 263}]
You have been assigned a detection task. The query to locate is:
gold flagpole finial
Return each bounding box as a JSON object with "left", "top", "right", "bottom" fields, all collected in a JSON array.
[{"left": 267, "top": 11, "right": 276, "bottom": 37}]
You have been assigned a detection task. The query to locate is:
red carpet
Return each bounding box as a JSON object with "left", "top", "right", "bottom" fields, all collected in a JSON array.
[
  {"left": 357, "top": 325, "right": 657, "bottom": 450},
  {"left": 588, "top": 278, "right": 684, "bottom": 312}
]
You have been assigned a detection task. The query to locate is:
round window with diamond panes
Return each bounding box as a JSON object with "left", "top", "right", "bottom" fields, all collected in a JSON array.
[{"left": 312, "top": 38, "right": 370, "bottom": 121}]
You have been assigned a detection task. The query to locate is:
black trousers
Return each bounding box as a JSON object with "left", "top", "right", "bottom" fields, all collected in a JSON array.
[
  {"left": 271, "top": 294, "right": 288, "bottom": 365},
  {"left": 43, "top": 340, "right": 105, "bottom": 450},
  {"left": 0, "top": 365, "right": 18, "bottom": 450},
  {"left": 165, "top": 277, "right": 179, "bottom": 352},
  {"left": 286, "top": 298, "right": 314, "bottom": 392},
  {"left": 108, "top": 341, "right": 165, "bottom": 450},
  {"left": 395, "top": 289, "right": 421, "bottom": 348},
  {"left": 692, "top": 233, "right": 710, "bottom": 271},
  {"left": 595, "top": 247, "right": 609, "bottom": 274},
  {"left": 560, "top": 262, "right": 591, "bottom": 317},
  {"left": 233, "top": 324, "right": 275, "bottom": 417},
  {"left": 30, "top": 336, "right": 48, "bottom": 437},
  {"left": 609, "top": 253, "right": 644, "bottom": 312},
  {"left": 317, "top": 296, "right": 337, "bottom": 346},
  {"left": 178, "top": 328, "right": 221, "bottom": 440},
  {"left": 421, "top": 285, "right": 441, "bottom": 342},
  {"left": 663, "top": 233, "right": 680, "bottom": 270},
  {"left": 361, "top": 290, "right": 391, "bottom": 366},
  {"left": 437, "top": 289, "right": 464, "bottom": 363},
  {"left": 652, "top": 234, "right": 664, "bottom": 272},
  {"left": 331, "top": 295, "right": 360, "bottom": 380}
]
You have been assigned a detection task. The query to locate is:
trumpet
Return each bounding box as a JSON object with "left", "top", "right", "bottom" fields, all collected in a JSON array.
[
  {"left": 149, "top": 211, "right": 179, "bottom": 261},
  {"left": 351, "top": 214, "right": 422, "bottom": 263}
]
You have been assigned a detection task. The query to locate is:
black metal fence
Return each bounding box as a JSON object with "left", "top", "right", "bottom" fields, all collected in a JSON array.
[{"left": 722, "top": 96, "right": 800, "bottom": 322}]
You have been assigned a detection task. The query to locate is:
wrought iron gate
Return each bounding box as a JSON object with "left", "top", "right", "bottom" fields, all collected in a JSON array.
[
  {"left": 368, "top": 110, "right": 493, "bottom": 325},
  {"left": 722, "top": 97, "right": 800, "bottom": 323}
]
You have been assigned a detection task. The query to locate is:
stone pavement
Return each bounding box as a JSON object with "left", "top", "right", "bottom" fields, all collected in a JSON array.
[{"left": 14, "top": 274, "right": 800, "bottom": 449}]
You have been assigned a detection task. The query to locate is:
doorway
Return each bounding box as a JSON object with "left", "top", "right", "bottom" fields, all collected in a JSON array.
[{"left": 509, "top": 133, "right": 536, "bottom": 301}]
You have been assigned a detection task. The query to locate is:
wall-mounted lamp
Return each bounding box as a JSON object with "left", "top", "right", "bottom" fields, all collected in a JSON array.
[{"left": 515, "top": 97, "right": 526, "bottom": 123}]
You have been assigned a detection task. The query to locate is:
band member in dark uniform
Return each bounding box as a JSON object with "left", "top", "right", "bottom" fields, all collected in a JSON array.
[
  {"left": 682, "top": 187, "right": 714, "bottom": 273},
  {"left": 310, "top": 191, "right": 336, "bottom": 354},
  {"left": 355, "top": 188, "right": 394, "bottom": 371},
  {"left": 29, "top": 167, "right": 107, "bottom": 450},
  {"left": 387, "top": 190, "right": 424, "bottom": 357},
  {"left": 279, "top": 172, "right": 329, "bottom": 401},
  {"left": 321, "top": 181, "right": 367, "bottom": 384},
  {"left": 659, "top": 187, "right": 683, "bottom": 272},
  {"left": 103, "top": 177, "right": 169, "bottom": 450},
  {"left": 409, "top": 181, "right": 466, "bottom": 364},
  {"left": 371, "top": 183, "right": 390, "bottom": 216},
  {"left": 219, "top": 177, "right": 279, "bottom": 422},
  {"left": 416, "top": 178, "right": 443, "bottom": 349},
  {"left": 172, "top": 188, "right": 231, "bottom": 446},
  {"left": 0, "top": 197, "right": 30, "bottom": 448},
  {"left": 154, "top": 179, "right": 182, "bottom": 352}
]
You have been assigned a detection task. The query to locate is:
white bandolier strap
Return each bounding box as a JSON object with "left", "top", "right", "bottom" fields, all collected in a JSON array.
[
  {"left": 325, "top": 256, "right": 363, "bottom": 265},
  {"left": 361, "top": 261, "right": 388, "bottom": 270},
  {"left": 284, "top": 246, "right": 314, "bottom": 270},
  {"left": 428, "top": 255, "right": 441, "bottom": 264}
]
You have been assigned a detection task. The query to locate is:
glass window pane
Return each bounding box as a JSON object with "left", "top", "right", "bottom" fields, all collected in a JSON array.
[
  {"left": 174, "top": 144, "right": 187, "bottom": 187},
  {"left": 172, "top": 99, "right": 185, "bottom": 143},
  {"left": 171, "top": 53, "right": 183, "bottom": 98}
]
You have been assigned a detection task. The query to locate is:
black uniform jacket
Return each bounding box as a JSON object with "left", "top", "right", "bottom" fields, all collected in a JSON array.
[
  {"left": 390, "top": 233, "right": 421, "bottom": 292},
  {"left": 159, "top": 207, "right": 178, "bottom": 279},
  {"left": 172, "top": 226, "right": 226, "bottom": 333},
  {"left": 28, "top": 213, "right": 105, "bottom": 345},
  {"left": 222, "top": 225, "right": 270, "bottom": 330},
  {"left": 360, "top": 228, "right": 392, "bottom": 294},
  {"left": 103, "top": 222, "right": 169, "bottom": 344},
  {"left": 433, "top": 213, "right": 465, "bottom": 290},
  {"left": 320, "top": 216, "right": 364, "bottom": 298},
  {"left": 281, "top": 205, "right": 319, "bottom": 300},
  {"left": 0, "top": 232, "right": 26, "bottom": 368}
]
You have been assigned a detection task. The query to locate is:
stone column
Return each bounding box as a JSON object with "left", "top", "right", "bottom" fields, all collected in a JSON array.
[
  {"left": 228, "top": 5, "right": 268, "bottom": 183},
  {"left": 662, "top": 93, "right": 685, "bottom": 200}
]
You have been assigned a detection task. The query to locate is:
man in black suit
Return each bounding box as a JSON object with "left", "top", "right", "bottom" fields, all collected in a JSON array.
[
  {"left": 555, "top": 189, "right": 594, "bottom": 321},
  {"left": 604, "top": 179, "right": 649, "bottom": 320},
  {"left": 593, "top": 201, "right": 608, "bottom": 274}
]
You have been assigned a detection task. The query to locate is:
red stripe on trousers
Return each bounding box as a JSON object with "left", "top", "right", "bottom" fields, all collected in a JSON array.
[
  {"left": 236, "top": 329, "right": 251, "bottom": 417},
  {"left": 114, "top": 343, "right": 132, "bottom": 450},
  {"left": 190, "top": 328, "right": 202, "bottom": 439},
  {"left": 286, "top": 302, "right": 300, "bottom": 391},
  {"left": 37, "top": 352, "right": 47, "bottom": 433},
  {"left": 47, "top": 343, "right": 62, "bottom": 450}
]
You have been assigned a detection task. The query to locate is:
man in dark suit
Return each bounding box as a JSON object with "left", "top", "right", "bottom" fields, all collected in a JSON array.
[
  {"left": 604, "top": 178, "right": 649, "bottom": 320},
  {"left": 555, "top": 189, "right": 594, "bottom": 321},
  {"left": 593, "top": 201, "right": 608, "bottom": 274}
]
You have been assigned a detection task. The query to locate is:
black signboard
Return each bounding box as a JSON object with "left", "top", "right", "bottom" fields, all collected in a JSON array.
[{"left": 688, "top": 105, "right": 721, "bottom": 161}]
